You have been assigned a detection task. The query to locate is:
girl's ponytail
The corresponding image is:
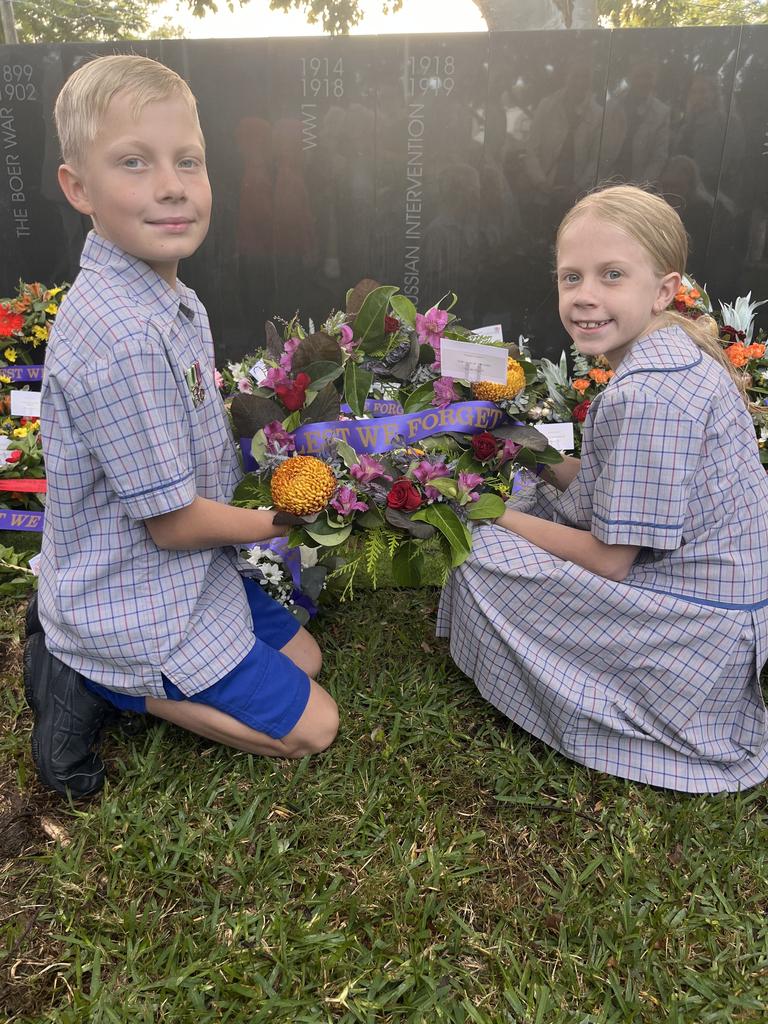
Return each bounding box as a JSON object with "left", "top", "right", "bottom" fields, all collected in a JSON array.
[{"left": 658, "top": 309, "right": 753, "bottom": 411}]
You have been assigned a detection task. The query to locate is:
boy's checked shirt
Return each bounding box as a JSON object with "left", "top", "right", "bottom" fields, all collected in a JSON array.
[{"left": 38, "top": 232, "right": 255, "bottom": 697}]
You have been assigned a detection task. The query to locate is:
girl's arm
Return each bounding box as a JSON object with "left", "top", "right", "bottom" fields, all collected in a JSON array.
[
  {"left": 494, "top": 508, "right": 640, "bottom": 582},
  {"left": 540, "top": 456, "right": 581, "bottom": 491},
  {"left": 145, "top": 496, "right": 288, "bottom": 550}
]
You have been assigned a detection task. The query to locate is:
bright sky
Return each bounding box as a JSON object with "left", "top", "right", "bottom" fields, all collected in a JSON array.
[{"left": 153, "top": 0, "right": 487, "bottom": 38}]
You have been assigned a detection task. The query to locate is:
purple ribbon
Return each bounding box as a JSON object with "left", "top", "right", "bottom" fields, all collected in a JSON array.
[
  {"left": 294, "top": 400, "right": 506, "bottom": 455},
  {"left": 340, "top": 398, "right": 404, "bottom": 417},
  {"left": 240, "top": 401, "right": 508, "bottom": 471},
  {"left": 1, "top": 365, "right": 43, "bottom": 382},
  {"left": 0, "top": 508, "right": 44, "bottom": 531}
]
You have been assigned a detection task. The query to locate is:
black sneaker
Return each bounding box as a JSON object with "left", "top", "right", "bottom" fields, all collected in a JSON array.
[{"left": 24, "top": 633, "right": 110, "bottom": 798}]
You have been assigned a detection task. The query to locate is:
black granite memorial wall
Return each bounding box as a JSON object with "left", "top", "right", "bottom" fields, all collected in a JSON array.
[{"left": 1, "top": 27, "right": 766, "bottom": 361}]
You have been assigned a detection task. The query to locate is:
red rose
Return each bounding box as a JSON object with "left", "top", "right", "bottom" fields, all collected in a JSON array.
[
  {"left": 572, "top": 400, "right": 591, "bottom": 423},
  {"left": 5, "top": 449, "right": 22, "bottom": 463},
  {"left": 384, "top": 315, "right": 400, "bottom": 335},
  {"left": 275, "top": 371, "right": 311, "bottom": 412},
  {"left": 471, "top": 431, "right": 499, "bottom": 462},
  {"left": 386, "top": 478, "right": 422, "bottom": 512}
]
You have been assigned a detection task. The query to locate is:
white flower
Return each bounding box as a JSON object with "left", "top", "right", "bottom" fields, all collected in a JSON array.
[
  {"left": 299, "top": 545, "right": 318, "bottom": 568},
  {"left": 260, "top": 564, "right": 284, "bottom": 583},
  {"left": 719, "top": 293, "right": 768, "bottom": 343}
]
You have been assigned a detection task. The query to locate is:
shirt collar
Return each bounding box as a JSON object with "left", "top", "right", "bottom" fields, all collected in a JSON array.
[
  {"left": 79, "top": 231, "right": 195, "bottom": 324},
  {"left": 612, "top": 324, "right": 702, "bottom": 383}
]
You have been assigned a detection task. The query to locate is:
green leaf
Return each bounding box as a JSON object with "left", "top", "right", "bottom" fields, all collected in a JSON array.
[
  {"left": 533, "top": 445, "right": 565, "bottom": 465},
  {"left": 402, "top": 381, "right": 436, "bottom": 413},
  {"left": 292, "top": 332, "right": 342, "bottom": 373},
  {"left": 389, "top": 294, "right": 417, "bottom": 326},
  {"left": 384, "top": 506, "right": 436, "bottom": 539},
  {"left": 230, "top": 393, "right": 284, "bottom": 437},
  {"left": 299, "top": 383, "right": 341, "bottom": 425},
  {"left": 344, "top": 360, "right": 373, "bottom": 417},
  {"left": 300, "top": 360, "right": 344, "bottom": 391},
  {"left": 232, "top": 474, "right": 272, "bottom": 508},
  {"left": 250, "top": 429, "right": 267, "bottom": 467},
  {"left": 411, "top": 504, "right": 472, "bottom": 566},
  {"left": 336, "top": 440, "right": 359, "bottom": 468},
  {"left": 355, "top": 285, "right": 398, "bottom": 353},
  {"left": 428, "top": 477, "right": 459, "bottom": 500},
  {"left": 391, "top": 540, "right": 424, "bottom": 587},
  {"left": 492, "top": 423, "right": 549, "bottom": 452},
  {"left": 303, "top": 518, "right": 353, "bottom": 547},
  {"left": 388, "top": 337, "right": 420, "bottom": 382},
  {"left": 466, "top": 493, "right": 506, "bottom": 520}
]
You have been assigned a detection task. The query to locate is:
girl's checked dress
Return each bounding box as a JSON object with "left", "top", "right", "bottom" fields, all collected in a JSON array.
[{"left": 437, "top": 326, "right": 768, "bottom": 793}]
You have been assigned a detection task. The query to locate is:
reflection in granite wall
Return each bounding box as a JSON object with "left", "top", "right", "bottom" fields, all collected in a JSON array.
[{"left": 0, "top": 28, "right": 766, "bottom": 362}]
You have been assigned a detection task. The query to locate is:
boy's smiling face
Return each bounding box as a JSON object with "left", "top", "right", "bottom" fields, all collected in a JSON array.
[{"left": 58, "top": 92, "right": 211, "bottom": 287}]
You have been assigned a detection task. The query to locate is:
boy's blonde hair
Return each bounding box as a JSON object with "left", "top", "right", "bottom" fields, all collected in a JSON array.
[
  {"left": 55, "top": 54, "right": 202, "bottom": 169},
  {"left": 557, "top": 184, "right": 749, "bottom": 405}
]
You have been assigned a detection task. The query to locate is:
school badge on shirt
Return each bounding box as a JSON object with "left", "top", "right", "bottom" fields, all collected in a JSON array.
[{"left": 185, "top": 360, "right": 206, "bottom": 407}]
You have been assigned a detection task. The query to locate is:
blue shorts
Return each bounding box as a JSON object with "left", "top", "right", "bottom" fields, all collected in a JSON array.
[{"left": 82, "top": 577, "right": 310, "bottom": 740}]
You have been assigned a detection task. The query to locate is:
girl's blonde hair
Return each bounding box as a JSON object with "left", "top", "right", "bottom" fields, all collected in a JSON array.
[
  {"left": 557, "top": 185, "right": 750, "bottom": 406},
  {"left": 55, "top": 54, "right": 202, "bottom": 169}
]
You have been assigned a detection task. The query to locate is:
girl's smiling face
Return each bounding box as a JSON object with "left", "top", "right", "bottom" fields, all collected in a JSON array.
[{"left": 556, "top": 213, "right": 680, "bottom": 368}]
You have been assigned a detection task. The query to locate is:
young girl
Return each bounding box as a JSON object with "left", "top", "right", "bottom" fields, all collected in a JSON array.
[{"left": 437, "top": 185, "right": 768, "bottom": 794}]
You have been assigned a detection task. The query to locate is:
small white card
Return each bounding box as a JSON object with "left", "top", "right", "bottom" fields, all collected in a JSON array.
[
  {"left": 249, "top": 359, "right": 268, "bottom": 383},
  {"left": 28, "top": 553, "right": 42, "bottom": 576},
  {"left": 536, "top": 422, "right": 575, "bottom": 452},
  {"left": 0, "top": 435, "right": 10, "bottom": 455},
  {"left": 440, "top": 338, "right": 509, "bottom": 384},
  {"left": 10, "top": 389, "right": 41, "bottom": 418},
  {"left": 470, "top": 323, "right": 504, "bottom": 344}
]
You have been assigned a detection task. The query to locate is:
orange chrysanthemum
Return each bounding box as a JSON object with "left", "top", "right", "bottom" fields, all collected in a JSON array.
[
  {"left": 746, "top": 343, "right": 765, "bottom": 360},
  {"left": 471, "top": 358, "right": 526, "bottom": 401},
  {"left": 572, "top": 378, "right": 591, "bottom": 393},
  {"left": 271, "top": 456, "right": 336, "bottom": 516}
]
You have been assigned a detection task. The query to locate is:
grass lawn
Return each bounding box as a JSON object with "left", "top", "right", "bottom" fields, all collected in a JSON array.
[{"left": 2, "top": 582, "right": 768, "bottom": 1022}]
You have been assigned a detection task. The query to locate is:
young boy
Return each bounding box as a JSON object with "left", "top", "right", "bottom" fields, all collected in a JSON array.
[{"left": 25, "top": 55, "right": 338, "bottom": 798}]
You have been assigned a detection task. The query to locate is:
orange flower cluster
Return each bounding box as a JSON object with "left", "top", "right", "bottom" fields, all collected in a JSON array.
[
  {"left": 674, "top": 285, "right": 701, "bottom": 309},
  {"left": 588, "top": 368, "right": 614, "bottom": 385},
  {"left": 573, "top": 378, "right": 591, "bottom": 393},
  {"left": 725, "top": 342, "right": 766, "bottom": 368}
]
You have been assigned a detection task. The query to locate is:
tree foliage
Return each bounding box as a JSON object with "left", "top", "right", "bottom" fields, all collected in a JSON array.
[
  {"left": 2, "top": 0, "right": 184, "bottom": 44},
  {"left": 182, "top": 0, "right": 767, "bottom": 33},
  {"left": 599, "top": 0, "right": 767, "bottom": 26}
]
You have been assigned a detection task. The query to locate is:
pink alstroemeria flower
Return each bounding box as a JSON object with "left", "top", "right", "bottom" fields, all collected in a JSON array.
[
  {"left": 237, "top": 377, "right": 253, "bottom": 394},
  {"left": 338, "top": 323, "right": 357, "bottom": 354},
  {"left": 349, "top": 454, "right": 393, "bottom": 485},
  {"left": 412, "top": 459, "right": 450, "bottom": 501},
  {"left": 415, "top": 307, "right": 449, "bottom": 345},
  {"left": 279, "top": 337, "right": 303, "bottom": 372},
  {"left": 261, "top": 365, "right": 289, "bottom": 391},
  {"left": 498, "top": 439, "right": 522, "bottom": 466},
  {"left": 330, "top": 485, "right": 368, "bottom": 517},
  {"left": 214, "top": 369, "right": 224, "bottom": 390},
  {"left": 433, "top": 376, "right": 459, "bottom": 409},
  {"left": 263, "top": 420, "right": 296, "bottom": 454},
  {"left": 457, "top": 471, "right": 484, "bottom": 503}
]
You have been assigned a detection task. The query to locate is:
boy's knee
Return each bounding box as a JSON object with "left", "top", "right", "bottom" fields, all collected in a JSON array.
[{"left": 283, "top": 695, "right": 338, "bottom": 757}]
